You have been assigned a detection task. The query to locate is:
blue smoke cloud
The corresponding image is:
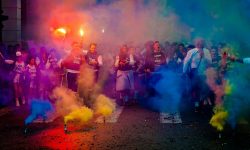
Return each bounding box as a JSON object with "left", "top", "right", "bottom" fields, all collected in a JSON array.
[
  {"left": 224, "top": 64, "right": 250, "bottom": 128},
  {"left": 25, "top": 99, "right": 54, "bottom": 125},
  {"left": 145, "top": 67, "right": 183, "bottom": 113}
]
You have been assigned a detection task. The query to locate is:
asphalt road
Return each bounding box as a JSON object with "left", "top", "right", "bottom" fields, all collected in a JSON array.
[{"left": 0, "top": 104, "right": 250, "bottom": 150}]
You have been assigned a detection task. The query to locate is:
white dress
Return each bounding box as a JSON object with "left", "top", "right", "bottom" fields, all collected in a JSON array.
[{"left": 13, "top": 61, "right": 25, "bottom": 84}]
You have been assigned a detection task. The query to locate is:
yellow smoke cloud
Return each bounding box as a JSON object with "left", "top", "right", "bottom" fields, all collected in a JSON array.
[
  {"left": 78, "top": 64, "right": 95, "bottom": 91},
  {"left": 94, "top": 94, "right": 116, "bottom": 117},
  {"left": 210, "top": 106, "right": 228, "bottom": 131},
  {"left": 52, "top": 87, "right": 94, "bottom": 124},
  {"left": 52, "top": 64, "right": 116, "bottom": 125},
  {"left": 53, "top": 86, "right": 83, "bottom": 116},
  {"left": 225, "top": 80, "right": 233, "bottom": 95},
  {"left": 77, "top": 64, "right": 97, "bottom": 107},
  {"left": 64, "top": 106, "right": 93, "bottom": 124}
]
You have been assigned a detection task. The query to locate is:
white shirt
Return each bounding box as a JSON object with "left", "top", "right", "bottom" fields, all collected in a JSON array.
[
  {"left": 27, "top": 64, "right": 37, "bottom": 79},
  {"left": 243, "top": 58, "right": 250, "bottom": 64},
  {"left": 183, "top": 48, "right": 212, "bottom": 75}
]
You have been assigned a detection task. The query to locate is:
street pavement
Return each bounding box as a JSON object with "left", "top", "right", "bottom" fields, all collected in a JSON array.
[{"left": 0, "top": 104, "right": 250, "bottom": 150}]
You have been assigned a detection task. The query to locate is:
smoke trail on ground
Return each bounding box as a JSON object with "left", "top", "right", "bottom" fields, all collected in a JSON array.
[
  {"left": 224, "top": 64, "right": 250, "bottom": 128},
  {"left": 64, "top": 106, "right": 93, "bottom": 124},
  {"left": 25, "top": 99, "right": 54, "bottom": 125},
  {"left": 94, "top": 94, "right": 116, "bottom": 117},
  {"left": 207, "top": 61, "right": 250, "bottom": 130},
  {"left": 209, "top": 106, "right": 228, "bottom": 131},
  {"left": 53, "top": 87, "right": 83, "bottom": 116}
]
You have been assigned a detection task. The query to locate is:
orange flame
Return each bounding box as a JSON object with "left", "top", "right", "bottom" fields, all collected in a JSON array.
[
  {"left": 79, "top": 28, "right": 84, "bottom": 37},
  {"left": 57, "top": 28, "right": 67, "bottom": 35},
  {"left": 53, "top": 27, "right": 67, "bottom": 37}
]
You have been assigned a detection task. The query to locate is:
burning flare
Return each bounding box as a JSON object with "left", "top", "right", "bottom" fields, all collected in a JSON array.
[
  {"left": 79, "top": 28, "right": 84, "bottom": 37},
  {"left": 53, "top": 27, "right": 67, "bottom": 37}
]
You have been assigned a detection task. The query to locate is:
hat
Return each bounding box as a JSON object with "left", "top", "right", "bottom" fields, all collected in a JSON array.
[{"left": 16, "top": 51, "right": 22, "bottom": 57}]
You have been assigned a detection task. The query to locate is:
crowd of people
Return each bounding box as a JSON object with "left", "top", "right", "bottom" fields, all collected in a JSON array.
[{"left": 0, "top": 39, "right": 238, "bottom": 113}]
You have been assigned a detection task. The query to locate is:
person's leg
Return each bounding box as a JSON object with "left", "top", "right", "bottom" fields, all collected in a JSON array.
[
  {"left": 94, "top": 71, "right": 98, "bottom": 84},
  {"left": 191, "top": 76, "right": 200, "bottom": 112},
  {"left": 14, "top": 83, "right": 20, "bottom": 106},
  {"left": 19, "top": 84, "right": 25, "bottom": 104},
  {"left": 67, "top": 72, "right": 78, "bottom": 92}
]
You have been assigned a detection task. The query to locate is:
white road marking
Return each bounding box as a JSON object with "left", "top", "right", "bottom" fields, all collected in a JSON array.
[
  {"left": 95, "top": 106, "right": 124, "bottom": 123},
  {"left": 160, "top": 112, "right": 182, "bottom": 124}
]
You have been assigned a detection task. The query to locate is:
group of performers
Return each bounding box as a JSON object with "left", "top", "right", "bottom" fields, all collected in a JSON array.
[{"left": 0, "top": 39, "right": 248, "bottom": 112}]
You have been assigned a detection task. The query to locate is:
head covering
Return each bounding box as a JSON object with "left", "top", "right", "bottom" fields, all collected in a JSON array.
[{"left": 16, "top": 51, "right": 22, "bottom": 57}]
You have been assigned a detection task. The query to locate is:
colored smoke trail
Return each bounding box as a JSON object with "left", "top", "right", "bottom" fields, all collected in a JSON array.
[
  {"left": 145, "top": 68, "right": 183, "bottom": 113},
  {"left": 53, "top": 86, "right": 95, "bottom": 124},
  {"left": 27, "top": 0, "right": 250, "bottom": 49},
  {"left": 23, "top": 0, "right": 250, "bottom": 132},
  {"left": 94, "top": 94, "right": 116, "bottom": 117},
  {"left": 206, "top": 68, "right": 224, "bottom": 106},
  {"left": 223, "top": 64, "right": 250, "bottom": 129},
  {"left": 27, "top": 0, "right": 190, "bottom": 52},
  {"left": 53, "top": 76, "right": 116, "bottom": 124},
  {"left": 224, "top": 80, "right": 233, "bottom": 95},
  {"left": 77, "top": 64, "right": 95, "bottom": 102},
  {"left": 209, "top": 106, "right": 228, "bottom": 131},
  {"left": 25, "top": 99, "right": 54, "bottom": 125},
  {"left": 206, "top": 68, "right": 234, "bottom": 130},
  {"left": 77, "top": 65, "right": 116, "bottom": 118},
  {"left": 64, "top": 106, "right": 93, "bottom": 124},
  {"left": 207, "top": 53, "right": 250, "bottom": 130},
  {"left": 53, "top": 87, "right": 83, "bottom": 116}
]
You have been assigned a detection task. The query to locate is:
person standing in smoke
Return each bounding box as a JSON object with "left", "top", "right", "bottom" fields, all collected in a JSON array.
[
  {"left": 26, "top": 56, "right": 38, "bottom": 101},
  {"left": 144, "top": 41, "right": 166, "bottom": 72},
  {"left": 85, "top": 43, "right": 103, "bottom": 84},
  {"left": 168, "top": 43, "right": 187, "bottom": 73},
  {"left": 129, "top": 46, "right": 140, "bottom": 104},
  {"left": 46, "top": 49, "right": 61, "bottom": 90},
  {"left": 140, "top": 41, "right": 154, "bottom": 59},
  {"left": 183, "top": 38, "right": 212, "bottom": 112},
  {"left": 115, "top": 45, "right": 135, "bottom": 106},
  {"left": 61, "top": 42, "right": 85, "bottom": 92},
  {"left": 13, "top": 51, "right": 26, "bottom": 106},
  {"left": 37, "top": 48, "right": 49, "bottom": 99},
  {"left": 144, "top": 41, "right": 166, "bottom": 97}
]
